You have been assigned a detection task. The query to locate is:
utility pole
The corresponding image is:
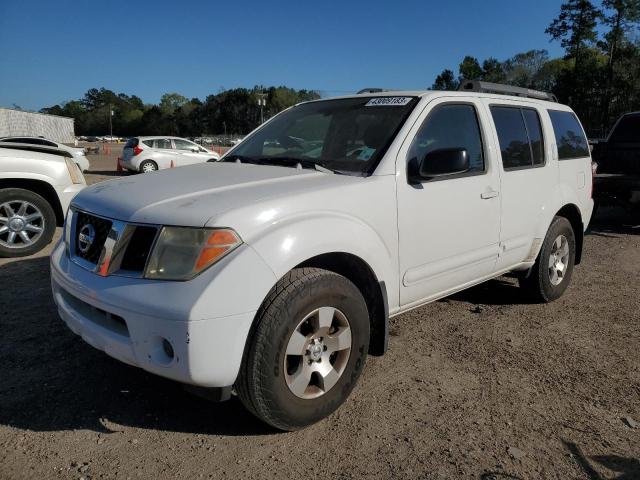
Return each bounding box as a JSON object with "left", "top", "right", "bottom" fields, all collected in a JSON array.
[
  {"left": 257, "top": 93, "right": 267, "bottom": 124},
  {"left": 109, "top": 104, "right": 113, "bottom": 141}
]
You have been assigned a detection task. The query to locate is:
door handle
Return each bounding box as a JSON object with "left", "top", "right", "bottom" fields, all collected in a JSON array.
[{"left": 481, "top": 190, "right": 499, "bottom": 199}]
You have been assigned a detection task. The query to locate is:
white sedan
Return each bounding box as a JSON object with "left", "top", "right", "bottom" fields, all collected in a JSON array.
[{"left": 121, "top": 136, "right": 220, "bottom": 172}]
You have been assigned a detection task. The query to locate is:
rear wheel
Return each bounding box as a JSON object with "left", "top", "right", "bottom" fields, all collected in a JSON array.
[
  {"left": 139, "top": 160, "right": 158, "bottom": 173},
  {"left": 0, "top": 188, "right": 56, "bottom": 257},
  {"left": 236, "top": 268, "right": 370, "bottom": 431},
  {"left": 519, "top": 216, "right": 576, "bottom": 302}
]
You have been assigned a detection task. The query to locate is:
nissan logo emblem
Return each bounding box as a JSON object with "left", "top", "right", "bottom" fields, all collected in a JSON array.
[{"left": 78, "top": 224, "right": 96, "bottom": 254}]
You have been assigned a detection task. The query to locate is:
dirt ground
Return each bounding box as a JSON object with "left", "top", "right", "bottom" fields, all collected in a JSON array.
[{"left": 0, "top": 153, "right": 638, "bottom": 479}]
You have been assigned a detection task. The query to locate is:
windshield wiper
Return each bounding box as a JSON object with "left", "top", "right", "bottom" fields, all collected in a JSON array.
[{"left": 225, "top": 155, "right": 342, "bottom": 174}]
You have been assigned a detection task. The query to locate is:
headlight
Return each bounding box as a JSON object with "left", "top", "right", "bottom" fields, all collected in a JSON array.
[
  {"left": 145, "top": 227, "right": 242, "bottom": 281},
  {"left": 65, "top": 158, "right": 83, "bottom": 184}
]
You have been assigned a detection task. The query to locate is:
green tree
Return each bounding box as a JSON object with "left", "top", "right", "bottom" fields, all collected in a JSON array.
[
  {"left": 458, "top": 56, "right": 483, "bottom": 82},
  {"left": 431, "top": 69, "right": 458, "bottom": 90}
]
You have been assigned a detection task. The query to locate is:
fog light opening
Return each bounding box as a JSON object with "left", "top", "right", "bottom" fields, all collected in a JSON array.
[{"left": 162, "top": 338, "right": 175, "bottom": 360}]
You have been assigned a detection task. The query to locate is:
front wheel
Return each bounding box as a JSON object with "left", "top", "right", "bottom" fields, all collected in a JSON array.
[
  {"left": 236, "top": 268, "right": 370, "bottom": 431},
  {"left": 519, "top": 216, "right": 576, "bottom": 302}
]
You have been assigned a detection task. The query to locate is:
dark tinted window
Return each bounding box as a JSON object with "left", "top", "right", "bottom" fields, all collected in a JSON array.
[
  {"left": 491, "top": 107, "right": 531, "bottom": 169},
  {"left": 2, "top": 137, "right": 48, "bottom": 146},
  {"left": 522, "top": 109, "right": 545, "bottom": 165},
  {"left": 548, "top": 110, "right": 589, "bottom": 159},
  {"left": 610, "top": 114, "right": 640, "bottom": 143},
  {"left": 408, "top": 104, "right": 485, "bottom": 173}
]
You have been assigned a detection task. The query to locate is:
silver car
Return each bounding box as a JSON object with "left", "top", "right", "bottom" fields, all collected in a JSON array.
[{"left": 121, "top": 136, "right": 221, "bottom": 173}]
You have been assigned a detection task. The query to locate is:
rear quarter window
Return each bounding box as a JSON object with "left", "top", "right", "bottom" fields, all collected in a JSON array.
[
  {"left": 548, "top": 110, "right": 590, "bottom": 159},
  {"left": 610, "top": 114, "right": 640, "bottom": 143}
]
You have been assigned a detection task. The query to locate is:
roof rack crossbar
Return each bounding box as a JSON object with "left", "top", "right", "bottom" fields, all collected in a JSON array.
[
  {"left": 458, "top": 80, "right": 558, "bottom": 102},
  {"left": 356, "top": 88, "right": 395, "bottom": 94}
]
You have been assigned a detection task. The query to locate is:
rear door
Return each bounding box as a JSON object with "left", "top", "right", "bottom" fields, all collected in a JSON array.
[
  {"left": 154, "top": 138, "right": 176, "bottom": 168},
  {"left": 396, "top": 97, "right": 502, "bottom": 307},
  {"left": 484, "top": 100, "right": 556, "bottom": 270}
]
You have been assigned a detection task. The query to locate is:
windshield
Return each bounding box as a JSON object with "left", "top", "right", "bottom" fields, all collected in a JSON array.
[{"left": 224, "top": 96, "right": 419, "bottom": 175}]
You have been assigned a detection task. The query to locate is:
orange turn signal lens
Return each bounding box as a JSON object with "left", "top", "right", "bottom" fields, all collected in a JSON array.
[{"left": 195, "top": 230, "right": 241, "bottom": 271}]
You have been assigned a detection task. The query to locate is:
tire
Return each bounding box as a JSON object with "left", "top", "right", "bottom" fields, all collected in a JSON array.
[
  {"left": 236, "top": 267, "right": 370, "bottom": 431},
  {"left": 139, "top": 160, "right": 158, "bottom": 173},
  {"left": 519, "top": 216, "right": 576, "bottom": 303},
  {"left": 0, "top": 188, "right": 56, "bottom": 258}
]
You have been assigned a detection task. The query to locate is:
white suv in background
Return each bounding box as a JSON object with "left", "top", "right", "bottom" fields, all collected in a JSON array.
[
  {"left": 0, "top": 136, "right": 91, "bottom": 172},
  {"left": 51, "top": 82, "right": 593, "bottom": 431},
  {"left": 121, "top": 136, "right": 221, "bottom": 172},
  {"left": 0, "top": 143, "right": 85, "bottom": 257}
]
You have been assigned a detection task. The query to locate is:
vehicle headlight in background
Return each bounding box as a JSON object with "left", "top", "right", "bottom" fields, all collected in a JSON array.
[
  {"left": 65, "top": 158, "right": 83, "bottom": 184},
  {"left": 145, "top": 227, "right": 242, "bottom": 281}
]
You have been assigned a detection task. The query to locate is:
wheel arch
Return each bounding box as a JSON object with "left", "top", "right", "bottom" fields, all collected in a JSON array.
[
  {"left": 555, "top": 203, "right": 584, "bottom": 265},
  {"left": 0, "top": 178, "right": 64, "bottom": 226},
  {"left": 296, "top": 252, "right": 389, "bottom": 356}
]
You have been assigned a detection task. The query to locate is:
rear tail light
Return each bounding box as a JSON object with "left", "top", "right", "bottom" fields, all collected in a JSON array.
[{"left": 133, "top": 146, "right": 143, "bottom": 156}]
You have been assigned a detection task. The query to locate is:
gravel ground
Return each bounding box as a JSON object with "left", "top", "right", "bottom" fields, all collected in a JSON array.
[{"left": 0, "top": 157, "right": 638, "bottom": 479}]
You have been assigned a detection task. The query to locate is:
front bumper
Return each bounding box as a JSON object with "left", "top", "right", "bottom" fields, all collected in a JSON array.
[{"left": 50, "top": 240, "right": 276, "bottom": 388}]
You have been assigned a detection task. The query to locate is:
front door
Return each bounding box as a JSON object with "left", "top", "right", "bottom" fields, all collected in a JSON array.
[{"left": 396, "top": 98, "right": 501, "bottom": 308}]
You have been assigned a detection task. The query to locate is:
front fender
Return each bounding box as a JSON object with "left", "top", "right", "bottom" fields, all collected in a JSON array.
[{"left": 246, "top": 212, "right": 399, "bottom": 310}]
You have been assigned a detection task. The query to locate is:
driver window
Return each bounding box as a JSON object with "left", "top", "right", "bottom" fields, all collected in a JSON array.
[
  {"left": 174, "top": 139, "right": 195, "bottom": 151},
  {"left": 408, "top": 104, "right": 485, "bottom": 173}
]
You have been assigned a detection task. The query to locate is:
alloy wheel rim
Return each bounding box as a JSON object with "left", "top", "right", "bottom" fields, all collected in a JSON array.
[
  {"left": 548, "top": 234, "right": 570, "bottom": 286},
  {"left": 143, "top": 163, "right": 156, "bottom": 172},
  {"left": 283, "top": 306, "right": 352, "bottom": 400},
  {"left": 0, "top": 200, "right": 45, "bottom": 249}
]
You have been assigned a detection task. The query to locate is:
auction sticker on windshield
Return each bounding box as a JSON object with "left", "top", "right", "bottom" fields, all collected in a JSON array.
[{"left": 365, "top": 97, "right": 413, "bottom": 107}]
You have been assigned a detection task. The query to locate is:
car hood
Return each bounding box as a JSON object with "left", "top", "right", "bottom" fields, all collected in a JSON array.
[{"left": 71, "top": 162, "right": 360, "bottom": 226}]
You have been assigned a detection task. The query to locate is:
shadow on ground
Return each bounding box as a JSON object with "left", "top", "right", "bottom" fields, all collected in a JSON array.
[{"left": 0, "top": 256, "right": 273, "bottom": 437}]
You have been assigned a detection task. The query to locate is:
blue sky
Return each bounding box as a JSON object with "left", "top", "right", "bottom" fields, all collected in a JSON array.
[{"left": 0, "top": 0, "right": 566, "bottom": 110}]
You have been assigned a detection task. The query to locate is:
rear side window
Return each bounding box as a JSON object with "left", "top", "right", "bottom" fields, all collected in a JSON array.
[
  {"left": 491, "top": 106, "right": 546, "bottom": 169},
  {"left": 548, "top": 110, "right": 589, "bottom": 159},
  {"left": 408, "top": 103, "right": 485, "bottom": 173},
  {"left": 155, "top": 138, "right": 173, "bottom": 149},
  {"left": 141, "top": 139, "right": 154, "bottom": 147},
  {"left": 125, "top": 138, "right": 139, "bottom": 148},
  {"left": 610, "top": 114, "right": 640, "bottom": 143},
  {"left": 522, "top": 109, "right": 545, "bottom": 166}
]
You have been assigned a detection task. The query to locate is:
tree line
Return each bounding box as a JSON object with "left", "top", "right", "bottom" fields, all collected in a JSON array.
[
  {"left": 41, "top": 86, "right": 320, "bottom": 137},
  {"left": 432, "top": 0, "right": 640, "bottom": 136},
  {"left": 42, "top": 0, "right": 639, "bottom": 138}
]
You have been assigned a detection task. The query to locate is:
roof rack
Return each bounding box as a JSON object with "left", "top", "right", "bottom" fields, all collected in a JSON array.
[
  {"left": 357, "top": 88, "right": 394, "bottom": 94},
  {"left": 0, "top": 142, "right": 73, "bottom": 158},
  {"left": 458, "top": 80, "right": 558, "bottom": 102}
]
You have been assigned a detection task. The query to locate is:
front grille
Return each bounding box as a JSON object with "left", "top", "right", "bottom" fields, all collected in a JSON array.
[
  {"left": 70, "top": 210, "right": 158, "bottom": 277},
  {"left": 120, "top": 226, "right": 158, "bottom": 272},
  {"left": 74, "top": 212, "right": 112, "bottom": 264}
]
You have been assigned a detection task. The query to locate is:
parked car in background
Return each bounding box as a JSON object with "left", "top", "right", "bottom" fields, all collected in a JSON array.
[
  {"left": 52, "top": 82, "right": 592, "bottom": 431},
  {"left": 0, "top": 143, "right": 85, "bottom": 257},
  {"left": 0, "top": 136, "right": 90, "bottom": 172},
  {"left": 121, "top": 136, "right": 221, "bottom": 172},
  {"left": 591, "top": 112, "right": 640, "bottom": 218}
]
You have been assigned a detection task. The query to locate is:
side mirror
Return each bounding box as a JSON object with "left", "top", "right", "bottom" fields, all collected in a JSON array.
[{"left": 409, "top": 148, "right": 470, "bottom": 182}]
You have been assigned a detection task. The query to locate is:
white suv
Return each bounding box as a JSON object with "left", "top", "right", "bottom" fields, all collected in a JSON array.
[
  {"left": 121, "top": 136, "right": 221, "bottom": 172},
  {"left": 0, "top": 143, "right": 85, "bottom": 256},
  {"left": 51, "top": 83, "right": 593, "bottom": 430}
]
